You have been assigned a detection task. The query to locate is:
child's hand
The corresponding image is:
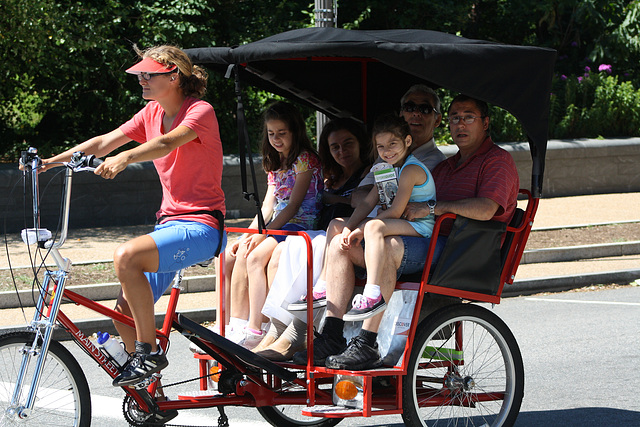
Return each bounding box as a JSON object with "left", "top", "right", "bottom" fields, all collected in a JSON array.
[
  {"left": 245, "top": 233, "right": 267, "bottom": 256},
  {"left": 340, "top": 227, "right": 352, "bottom": 250},
  {"left": 227, "top": 238, "right": 242, "bottom": 257},
  {"left": 341, "top": 227, "right": 363, "bottom": 250}
]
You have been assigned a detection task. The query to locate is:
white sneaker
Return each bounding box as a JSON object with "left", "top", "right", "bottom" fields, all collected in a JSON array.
[
  {"left": 225, "top": 326, "right": 246, "bottom": 344},
  {"left": 237, "top": 329, "right": 264, "bottom": 350},
  {"left": 189, "top": 324, "right": 242, "bottom": 354}
]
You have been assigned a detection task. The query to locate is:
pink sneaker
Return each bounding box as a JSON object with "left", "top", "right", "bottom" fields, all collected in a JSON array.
[
  {"left": 343, "top": 294, "right": 387, "bottom": 322},
  {"left": 288, "top": 289, "right": 327, "bottom": 311}
]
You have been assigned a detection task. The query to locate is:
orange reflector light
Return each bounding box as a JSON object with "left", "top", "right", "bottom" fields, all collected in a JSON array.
[
  {"left": 335, "top": 380, "right": 359, "bottom": 400},
  {"left": 209, "top": 364, "right": 220, "bottom": 382}
]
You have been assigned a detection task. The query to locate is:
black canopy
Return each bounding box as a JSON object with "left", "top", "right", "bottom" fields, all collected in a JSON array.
[{"left": 186, "top": 27, "right": 556, "bottom": 196}]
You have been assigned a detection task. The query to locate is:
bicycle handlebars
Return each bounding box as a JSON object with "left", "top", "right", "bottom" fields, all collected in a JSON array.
[{"left": 20, "top": 148, "right": 102, "bottom": 257}]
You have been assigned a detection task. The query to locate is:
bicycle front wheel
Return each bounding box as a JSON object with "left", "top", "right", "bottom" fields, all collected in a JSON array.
[
  {"left": 402, "top": 303, "right": 524, "bottom": 427},
  {"left": 0, "top": 331, "right": 91, "bottom": 426}
]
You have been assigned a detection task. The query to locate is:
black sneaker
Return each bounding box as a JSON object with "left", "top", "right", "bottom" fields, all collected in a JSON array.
[
  {"left": 291, "top": 332, "right": 346, "bottom": 367},
  {"left": 113, "top": 341, "right": 168, "bottom": 387},
  {"left": 287, "top": 289, "right": 327, "bottom": 311},
  {"left": 325, "top": 335, "right": 383, "bottom": 371},
  {"left": 343, "top": 294, "right": 387, "bottom": 322}
]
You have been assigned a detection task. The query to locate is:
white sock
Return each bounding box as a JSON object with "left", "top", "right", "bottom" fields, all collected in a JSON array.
[
  {"left": 314, "top": 279, "right": 327, "bottom": 293},
  {"left": 229, "top": 317, "right": 248, "bottom": 330},
  {"left": 363, "top": 284, "right": 381, "bottom": 299}
]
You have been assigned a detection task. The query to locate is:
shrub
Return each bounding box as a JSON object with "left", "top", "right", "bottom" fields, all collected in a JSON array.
[{"left": 550, "top": 65, "right": 640, "bottom": 138}]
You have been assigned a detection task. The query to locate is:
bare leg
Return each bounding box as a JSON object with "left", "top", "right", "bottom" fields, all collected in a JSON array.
[
  {"left": 246, "top": 238, "right": 278, "bottom": 331},
  {"left": 229, "top": 243, "right": 250, "bottom": 320},
  {"left": 113, "top": 293, "right": 135, "bottom": 353},
  {"left": 112, "top": 235, "right": 160, "bottom": 352},
  {"left": 361, "top": 235, "right": 404, "bottom": 333},
  {"left": 266, "top": 242, "right": 283, "bottom": 290},
  {"left": 316, "top": 217, "right": 347, "bottom": 283},
  {"left": 217, "top": 250, "right": 236, "bottom": 326},
  {"left": 325, "top": 230, "right": 365, "bottom": 319},
  {"left": 363, "top": 219, "right": 418, "bottom": 285}
]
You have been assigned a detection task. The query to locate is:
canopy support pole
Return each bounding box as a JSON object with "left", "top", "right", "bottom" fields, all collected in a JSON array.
[{"left": 227, "top": 64, "right": 265, "bottom": 232}]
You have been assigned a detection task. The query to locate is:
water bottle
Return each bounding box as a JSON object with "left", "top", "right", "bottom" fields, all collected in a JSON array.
[{"left": 96, "top": 331, "right": 128, "bottom": 367}]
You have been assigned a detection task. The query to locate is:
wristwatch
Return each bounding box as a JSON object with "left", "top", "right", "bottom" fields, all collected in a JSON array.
[{"left": 427, "top": 199, "right": 436, "bottom": 215}]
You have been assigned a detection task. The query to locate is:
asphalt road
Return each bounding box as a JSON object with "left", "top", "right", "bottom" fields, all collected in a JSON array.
[{"left": 66, "top": 285, "right": 640, "bottom": 426}]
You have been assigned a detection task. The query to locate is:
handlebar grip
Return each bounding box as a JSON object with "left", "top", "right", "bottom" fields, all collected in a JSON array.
[{"left": 86, "top": 155, "right": 103, "bottom": 168}]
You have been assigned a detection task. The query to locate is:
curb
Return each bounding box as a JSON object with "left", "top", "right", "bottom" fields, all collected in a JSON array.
[
  {"left": 505, "top": 268, "right": 640, "bottom": 297},
  {"left": 521, "top": 241, "right": 640, "bottom": 264}
]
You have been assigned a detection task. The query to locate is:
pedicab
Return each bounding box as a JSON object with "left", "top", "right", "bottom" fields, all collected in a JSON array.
[
  {"left": 183, "top": 27, "right": 556, "bottom": 426},
  {"left": 0, "top": 27, "right": 555, "bottom": 427}
]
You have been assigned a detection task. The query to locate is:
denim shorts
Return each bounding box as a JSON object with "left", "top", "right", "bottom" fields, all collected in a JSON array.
[
  {"left": 355, "top": 235, "right": 447, "bottom": 280},
  {"left": 269, "top": 223, "right": 307, "bottom": 243},
  {"left": 396, "top": 235, "right": 447, "bottom": 278},
  {"left": 145, "top": 220, "right": 227, "bottom": 302}
]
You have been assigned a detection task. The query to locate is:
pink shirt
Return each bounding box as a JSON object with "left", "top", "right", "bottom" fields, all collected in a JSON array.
[
  {"left": 119, "top": 97, "right": 225, "bottom": 229},
  {"left": 432, "top": 137, "right": 519, "bottom": 236}
]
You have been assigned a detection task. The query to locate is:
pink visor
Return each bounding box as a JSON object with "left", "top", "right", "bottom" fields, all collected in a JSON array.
[{"left": 126, "top": 57, "right": 177, "bottom": 74}]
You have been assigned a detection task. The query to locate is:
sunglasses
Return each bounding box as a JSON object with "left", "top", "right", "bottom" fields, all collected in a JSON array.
[
  {"left": 137, "top": 69, "right": 178, "bottom": 81},
  {"left": 401, "top": 101, "right": 437, "bottom": 115}
]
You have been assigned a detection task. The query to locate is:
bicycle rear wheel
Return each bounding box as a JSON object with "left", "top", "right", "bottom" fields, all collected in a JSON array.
[
  {"left": 258, "top": 405, "right": 342, "bottom": 427},
  {"left": 0, "top": 331, "right": 91, "bottom": 426},
  {"left": 402, "top": 303, "right": 524, "bottom": 427},
  {"left": 257, "top": 379, "right": 342, "bottom": 427}
]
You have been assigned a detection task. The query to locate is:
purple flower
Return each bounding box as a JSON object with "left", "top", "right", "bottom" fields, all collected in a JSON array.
[
  {"left": 561, "top": 74, "right": 567, "bottom": 81},
  {"left": 598, "top": 64, "right": 612, "bottom": 73}
]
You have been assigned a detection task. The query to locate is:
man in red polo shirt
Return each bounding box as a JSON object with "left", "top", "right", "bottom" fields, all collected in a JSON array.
[
  {"left": 306, "top": 94, "right": 519, "bottom": 371},
  {"left": 412, "top": 94, "right": 519, "bottom": 232}
]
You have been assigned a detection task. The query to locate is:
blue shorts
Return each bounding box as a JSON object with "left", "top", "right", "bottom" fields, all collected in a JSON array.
[
  {"left": 396, "top": 235, "right": 447, "bottom": 278},
  {"left": 355, "top": 235, "right": 447, "bottom": 280},
  {"left": 145, "top": 220, "right": 227, "bottom": 302},
  {"left": 269, "top": 223, "right": 307, "bottom": 243}
]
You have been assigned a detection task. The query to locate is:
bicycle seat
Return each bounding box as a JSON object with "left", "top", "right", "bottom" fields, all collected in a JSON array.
[{"left": 176, "top": 313, "right": 297, "bottom": 382}]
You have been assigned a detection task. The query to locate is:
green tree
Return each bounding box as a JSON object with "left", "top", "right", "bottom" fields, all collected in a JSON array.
[{"left": 2, "top": 0, "right": 639, "bottom": 160}]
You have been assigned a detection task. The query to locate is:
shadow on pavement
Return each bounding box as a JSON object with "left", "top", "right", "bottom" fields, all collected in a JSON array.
[{"left": 516, "top": 407, "right": 640, "bottom": 426}]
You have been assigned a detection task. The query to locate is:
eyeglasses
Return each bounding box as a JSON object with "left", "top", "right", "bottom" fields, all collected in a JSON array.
[
  {"left": 448, "top": 115, "right": 484, "bottom": 125},
  {"left": 401, "top": 102, "right": 437, "bottom": 115},
  {"left": 137, "top": 69, "right": 177, "bottom": 81}
]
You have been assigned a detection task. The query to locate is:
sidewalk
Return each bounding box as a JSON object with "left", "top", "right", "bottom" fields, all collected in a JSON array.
[{"left": 1, "top": 193, "right": 639, "bottom": 331}]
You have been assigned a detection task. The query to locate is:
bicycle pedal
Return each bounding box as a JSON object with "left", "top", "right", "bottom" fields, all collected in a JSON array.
[{"left": 133, "top": 373, "right": 163, "bottom": 390}]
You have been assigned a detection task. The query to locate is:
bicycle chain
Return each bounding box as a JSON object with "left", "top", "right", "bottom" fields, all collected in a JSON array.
[{"left": 123, "top": 372, "right": 223, "bottom": 427}]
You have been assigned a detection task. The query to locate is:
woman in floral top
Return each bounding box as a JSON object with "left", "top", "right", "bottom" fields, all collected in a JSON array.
[{"left": 226, "top": 101, "right": 323, "bottom": 349}]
